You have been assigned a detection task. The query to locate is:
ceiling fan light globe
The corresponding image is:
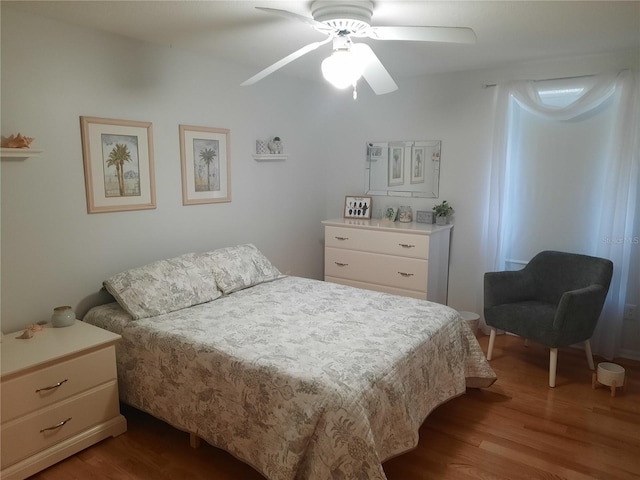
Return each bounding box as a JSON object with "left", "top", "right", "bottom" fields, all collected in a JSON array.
[{"left": 321, "top": 50, "right": 364, "bottom": 89}]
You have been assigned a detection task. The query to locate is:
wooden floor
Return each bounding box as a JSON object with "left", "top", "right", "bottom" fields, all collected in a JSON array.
[{"left": 32, "top": 334, "right": 640, "bottom": 480}]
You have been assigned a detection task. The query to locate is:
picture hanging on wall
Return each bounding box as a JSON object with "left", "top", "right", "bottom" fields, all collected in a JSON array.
[
  {"left": 344, "top": 196, "right": 372, "bottom": 219},
  {"left": 388, "top": 145, "right": 404, "bottom": 186},
  {"left": 179, "top": 125, "right": 231, "bottom": 205},
  {"left": 80, "top": 116, "right": 156, "bottom": 214},
  {"left": 411, "top": 146, "right": 426, "bottom": 184}
]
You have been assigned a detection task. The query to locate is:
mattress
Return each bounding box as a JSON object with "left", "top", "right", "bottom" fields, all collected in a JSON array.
[{"left": 84, "top": 276, "right": 495, "bottom": 480}]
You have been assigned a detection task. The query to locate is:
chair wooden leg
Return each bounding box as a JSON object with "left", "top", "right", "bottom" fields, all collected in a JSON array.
[
  {"left": 584, "top": 339, "right": 595, "bottom": 370},
  {"left": 487, "top": 328, "right": 496, "bottom": 360},
  {"left": 549, "top": 348, "right": 558, "bottom": 387}
]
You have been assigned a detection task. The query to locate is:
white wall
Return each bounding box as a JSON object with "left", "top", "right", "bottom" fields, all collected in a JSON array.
[
  {"left": 322, "top": 50, "right": 640, "bottom": 355},
  {"left": 1, "top": 7, "right": 330, "bottom": 333},
  {"left": 2, "top": 6, "right": 639, "bottom": 356}
]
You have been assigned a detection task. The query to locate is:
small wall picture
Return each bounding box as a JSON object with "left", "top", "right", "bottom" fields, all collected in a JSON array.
[
  {"left": 388, "top": 145, "right": 404, "bottom": 186},
  {"left": 344, "top": 196, "right": 372, "bottom": 219},
  {"left": 179, "top": 125, "right": 231, "bottom": 205},
  {"left": 411, "top": 146, "right": 426, "bottom": 184},
  {"left": 80, "top": 116, "right": 156, "bottom": 214}
]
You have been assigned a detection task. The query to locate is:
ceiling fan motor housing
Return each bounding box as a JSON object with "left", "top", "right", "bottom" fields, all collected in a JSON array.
[{"left": 311, "top": 1, "right": 373, "bottom": 35}]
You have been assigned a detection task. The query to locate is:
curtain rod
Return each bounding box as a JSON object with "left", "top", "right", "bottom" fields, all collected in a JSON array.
[{"left": 482, "top": 73, "right": 596, "bottom": 88}]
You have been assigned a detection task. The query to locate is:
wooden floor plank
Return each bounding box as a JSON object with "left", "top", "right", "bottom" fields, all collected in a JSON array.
[{"left": 26, "top": 334, "right": 640, "bottom": 480}]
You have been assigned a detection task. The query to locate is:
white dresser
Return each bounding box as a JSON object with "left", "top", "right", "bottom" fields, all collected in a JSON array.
[
  {"left": 1, "top": 321, "right": 127, "bottom": 480},
  {"left": 323, "top": 218, "right": 453, "bottom": 304}
]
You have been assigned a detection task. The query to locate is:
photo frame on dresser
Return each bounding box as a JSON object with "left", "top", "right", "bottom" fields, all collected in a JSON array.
[
  {"left": 344, "top": 196, "right": 372, "bottom": 219},
  {"left": 80, "top": 116, "right": 156, "bottom": 214}
]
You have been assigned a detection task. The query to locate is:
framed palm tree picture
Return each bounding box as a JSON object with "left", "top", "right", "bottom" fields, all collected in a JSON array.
[
  {"left": 80, "top": 116, "right": 156, "bottom": 213},
  {"left": 179, "top": 125, "right": 231, "bottom": 205}
]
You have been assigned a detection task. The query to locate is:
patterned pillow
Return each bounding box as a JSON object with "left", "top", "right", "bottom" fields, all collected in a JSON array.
[
  {"left": 200, "top": 244, "right": 285, "bottom": 294},
  {"left": 103, "top": 252, "right": 221, "bottom": 319}
]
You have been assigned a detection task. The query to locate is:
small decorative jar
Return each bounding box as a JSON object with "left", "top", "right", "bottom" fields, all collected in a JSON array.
[
  {"left": 51, "top": 306, "right": 76, "bottom": 328},
  {"left": 397, "top": 206, "right": 413, "bottom": 223},
  {"left": 256, "top": 140, "right": 267, "bottom": 154}
]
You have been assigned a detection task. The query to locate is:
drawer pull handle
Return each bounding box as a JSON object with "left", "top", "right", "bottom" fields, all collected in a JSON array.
[
  {"left": 335, "top": 236, "right": 349, "bottom": 241},
  {"left": 40, "top": 417, "right": 72, "bottom": 433},
  {"left": 335, "top": 262, "right": 349, "bottom": 267},
  {"left": 36, "top": 379, "right": 68, "bottom": 393},
  {"left": 399, "top": 243, "right": 416, "bottom": 248},
  {"left": 398, "top": 272, "right": 414, "bottom": 277}
]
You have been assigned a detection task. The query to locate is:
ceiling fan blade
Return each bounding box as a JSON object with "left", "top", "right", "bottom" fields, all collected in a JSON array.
[
  {"left": 255, "top": 7, "right": 333, "bottom": 34},
  {"left": 369, "top": 26, "right": 477, "bottom": 44},
  {"left": 241, "top": 37, "right": 332, "bottom": 86},
  {"left": 352, "top": 43, "right": 398, "bottom": 95}
]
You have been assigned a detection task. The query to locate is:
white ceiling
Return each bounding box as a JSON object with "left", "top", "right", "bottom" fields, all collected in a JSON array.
[{"left": 5, "top": 1, "right": 640, "bottom": 84}]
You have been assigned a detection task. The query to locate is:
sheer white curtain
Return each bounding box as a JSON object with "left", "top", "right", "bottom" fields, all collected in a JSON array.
[{"left": 483, "top": 70, "right": 639, "bottom": 359}]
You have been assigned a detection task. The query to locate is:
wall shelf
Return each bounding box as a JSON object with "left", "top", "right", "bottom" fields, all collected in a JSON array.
[
  {"left": 1, "top": 148, "right": 43, "bottom": 159},
  {"left": 252, "top": 154, "right": 288, "bottom": 162}
]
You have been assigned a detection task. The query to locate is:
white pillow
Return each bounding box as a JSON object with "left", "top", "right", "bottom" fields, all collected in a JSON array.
[
  {"left": 103, "top": 252, "right": 221, "bottom": 319},
  {"left": 200, "top": 244, "right": 285, "bottom": 294}
]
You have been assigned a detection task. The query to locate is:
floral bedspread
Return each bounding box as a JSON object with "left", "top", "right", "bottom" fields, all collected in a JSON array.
[{"left": 84, "top": 276, "right": 495, "bottom": 480}]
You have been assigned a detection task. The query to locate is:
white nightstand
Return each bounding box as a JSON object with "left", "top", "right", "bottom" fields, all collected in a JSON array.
[{"left": 1, "top": 321, "right": 127, "bottom": 479}]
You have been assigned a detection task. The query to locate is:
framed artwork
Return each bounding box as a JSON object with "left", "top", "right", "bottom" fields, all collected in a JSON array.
[
  {"left": 411, "top": 146, "right": 426, "bottom": 184},
  {"left": 388, "top": 145, "right": 404, "bottom": 186},
  {"left": 344, "top": 196, "right": 372, "bottom": 219},
  {"left": 384, "top": 206, "right": 398, "bottom": 221},
  {"left": 179, "top": 125, "right": 231, "bottom": 205},
  {"left": 80, "top": 116, "right": 156, "bottom": 214}
]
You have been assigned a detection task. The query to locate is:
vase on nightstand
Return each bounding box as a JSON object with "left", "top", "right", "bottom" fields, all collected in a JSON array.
[{"left": 51, "top": 305, "right": 76, "bottom": 327}]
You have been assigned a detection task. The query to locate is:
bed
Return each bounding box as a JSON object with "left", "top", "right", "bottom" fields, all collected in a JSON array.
[{"left": 83, "top": 244, "right": 496, "bottom": 480}]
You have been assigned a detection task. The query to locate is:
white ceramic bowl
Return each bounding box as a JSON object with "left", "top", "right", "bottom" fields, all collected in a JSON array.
[{"left": 597, "top": 362, "right": 625, "bottom": 387}]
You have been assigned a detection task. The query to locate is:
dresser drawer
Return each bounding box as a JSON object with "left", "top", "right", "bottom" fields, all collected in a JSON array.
[
  {"left": 1, "top": 381, "right": 120, "bottom": 468},
  {"left": 325, "top": 276, "right": 427, "bottom": 300},
  {"left": 1, "top": 347, "right": 117, "bottom": 423},
  {"left": 325, "top": 226, "right": 428, "bottom": 259},
  {"left": 325, "top": 247, "right": 428, "bottom": 292}
]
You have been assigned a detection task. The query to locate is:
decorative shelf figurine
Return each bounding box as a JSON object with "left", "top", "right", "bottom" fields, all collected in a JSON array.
[
  {"left": 1, "top": 133, "right": 42, "bottom": 159},
  {"left": 253, "top": 136, "right": 288, "bottom": 161}
]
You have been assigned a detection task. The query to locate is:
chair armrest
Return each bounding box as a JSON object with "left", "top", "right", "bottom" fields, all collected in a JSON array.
[
  {"left": 484, "top": 270, "right": 536, "bottom": 308},
  {"left": 553, "top": 285, "right": 609, "bottom": 335}
]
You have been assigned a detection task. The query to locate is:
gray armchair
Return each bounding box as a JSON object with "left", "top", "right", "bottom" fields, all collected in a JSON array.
[{"left": 484, "top": 250, "right": 613, "bottom": 387}]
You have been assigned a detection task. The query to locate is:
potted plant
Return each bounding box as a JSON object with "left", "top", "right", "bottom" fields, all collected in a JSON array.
[{"left": 433, "top": 200, "right": 454, "bottom": 225}]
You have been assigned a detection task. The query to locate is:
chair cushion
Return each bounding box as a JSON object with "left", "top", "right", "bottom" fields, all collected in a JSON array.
[{"left": 485, "top": 301, "right": 560, "bottom": 345}]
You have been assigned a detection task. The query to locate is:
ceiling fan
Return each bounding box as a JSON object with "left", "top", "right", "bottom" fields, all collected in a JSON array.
[{"left": 241, "top": 1, "right": 476, "bottom": 96}]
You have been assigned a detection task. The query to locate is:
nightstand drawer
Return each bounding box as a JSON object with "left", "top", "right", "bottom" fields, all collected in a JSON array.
[
  {"left": 325, "top": 226, "right": 428, "bottom": 259},
  {"left": 1, "top": 347, "right": 117, "bottom": 422},
  {"left": 325, "top": 247, "right": 427, "bottom": 292},
  {"left": 1, "top": 381, "right": 120, "bottom": 468}
]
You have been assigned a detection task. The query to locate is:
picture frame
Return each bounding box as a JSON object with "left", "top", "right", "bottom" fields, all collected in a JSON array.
[
  {"left": 344, "top": 196, "right": 372, "bottom": 219},
  {"left": 388, "top": 145, "right": 404, "bottom": 186},
  {"left": 179, "top": 125, "right": 231, "bottom": 205},
  {"left": 80, "top": 116, "right": 156, "bottom": 214},
  {"left": 411, "top": 146, "right": 426, "bottom": 184},
  {"left": 416, "top": 210, "right": 435, "bottom": 224},
  {"left": 384, "top": 206, "right": 398, "bottom": 221}
]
